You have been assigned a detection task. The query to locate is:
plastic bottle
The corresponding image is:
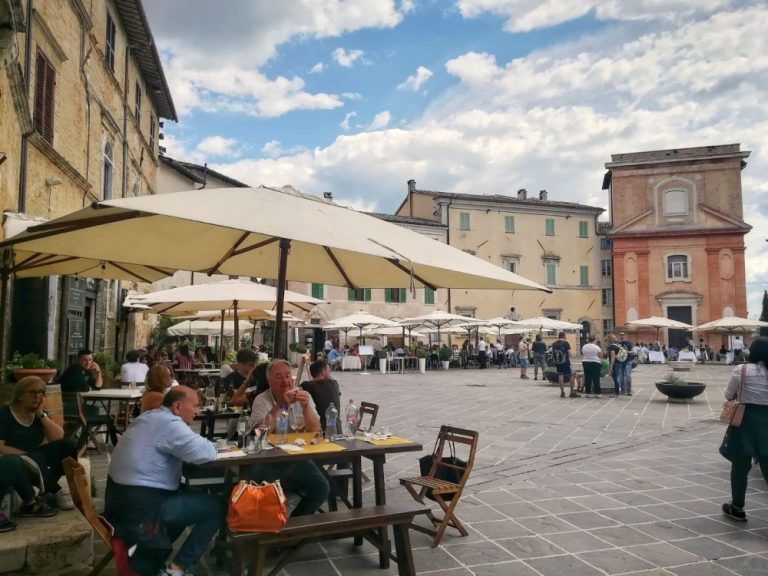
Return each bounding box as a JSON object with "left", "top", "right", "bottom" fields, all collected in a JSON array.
[
  {"left": 345, "top": 399, "right": 359, "bottom": 438},
  {"left": 276, "top": 403, "right": 289, "bottom": 444},
  {"left": 236, "top": 411, "right": 251, "bottom": 448},
  {"left": 325, "top": 402, "right": 339, "bottom": 438}
]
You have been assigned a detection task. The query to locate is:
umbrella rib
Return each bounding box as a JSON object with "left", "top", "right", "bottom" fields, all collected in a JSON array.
[
  {"left": 386, "top": 259, "right": 437, "bottom": 291},
  {"left": 110, "top": 261, "right": 151, "bottom": 283},
  {"left": 14, "top": 253, "right": 62, "bottom": 270},
  {"left": 15, "top": 255, "right": 78, "bottom": 272},
  {"left": 323, "top": 247, "right": 356, "bottom": 289},
  {"left": 4, "top": 210, "right": 147, "bottom": 243},
  {"left": 207, "top": 231, "right": 251, "bottom": 275},
  {"left": 231, "top": 237, "right": 279, "bottom": 257}
]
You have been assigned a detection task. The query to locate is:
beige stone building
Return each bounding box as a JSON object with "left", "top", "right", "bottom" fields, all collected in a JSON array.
[
  {"left": 0, "top": 0, "right": 176, "bottom": 365},
  {"left": 396, "top": 181, "right": 606, "bottom": 345}
]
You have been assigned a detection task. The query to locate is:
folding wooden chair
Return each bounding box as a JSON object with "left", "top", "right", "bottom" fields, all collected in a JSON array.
[
  {"left": 63, "top": 457, "right": 135, "bottom": 576},
  {"left": 74, "top": 393, "right": 113, "bottom": 456},
  {"left": 399, "top": 425, "right": 479, "bottom": 547},
  {"left": 357, "top": 401, "right": 379, "bottom": 432}
]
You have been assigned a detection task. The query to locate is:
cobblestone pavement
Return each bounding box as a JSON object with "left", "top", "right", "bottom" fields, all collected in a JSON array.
[{"left": 95, "top": 362, "right": 768, "bottom": 575}]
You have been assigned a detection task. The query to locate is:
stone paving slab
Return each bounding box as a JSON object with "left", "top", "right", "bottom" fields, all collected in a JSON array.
[{"left": 89, "top": 362, "right": 768, "bottom": 575}]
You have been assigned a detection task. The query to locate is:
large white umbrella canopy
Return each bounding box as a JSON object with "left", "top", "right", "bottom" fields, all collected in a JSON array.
[
  {"left": 167, "top": 319, "right": 254, "bottom": 337},
  {"left": 325, "top": 311, "right": 399, "bottom": 343},
  {"left": 481, "top": 317, "right": 529, "bottom": 340},
  {"left": 695, "top": 316, "right": 768, "bottom": 332},
  {"left": 401, "top": 311, "right": 482, "bottom": 341},
  {"left": 0, "top": 186, "right": 549, "bottom": 355},
  {"left": 518, "top": 317, "right": 583, "bottom": 331},
  {"left": 627, "top": 316, "right": 693, "bottom": 342},
  {"left": 362, "top": 326, "right": 428, "bottom": 341},
  {"left": 176, "top": 309, "right": 302, "bottom": 323}
]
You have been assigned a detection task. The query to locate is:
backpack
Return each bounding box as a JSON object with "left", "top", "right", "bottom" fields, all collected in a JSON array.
[
  {"left": 552, "top": 342, "right": 568, "bottom": 365},
  {"left": 615, "top": 346, "right": 628, "bottom": 362}
]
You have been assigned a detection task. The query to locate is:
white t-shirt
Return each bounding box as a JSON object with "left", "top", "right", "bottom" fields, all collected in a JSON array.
[
  {"left": 581, "top": 342, "right": 602, "bottom": 363},
  {"left": 477, "top": 340, "right": 487, "bottom": 352},
  {"left": 121, "top": 362, "right": 149, "bottom": 384},
  {"left": 517, "top": 341, "right": 529, "bottom": 359}
]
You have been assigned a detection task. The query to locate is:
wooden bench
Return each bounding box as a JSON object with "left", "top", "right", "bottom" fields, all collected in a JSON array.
[{"left": 229, "top": 503, "right": 428, "bottom": 576}]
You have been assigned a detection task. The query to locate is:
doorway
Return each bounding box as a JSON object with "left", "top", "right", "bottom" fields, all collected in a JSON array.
[
  {"left": 580, "top": 321, "right": 591, "bottom": 349},
  {"left": 667, "top": 306, "right": 692, "bottom": 349}
]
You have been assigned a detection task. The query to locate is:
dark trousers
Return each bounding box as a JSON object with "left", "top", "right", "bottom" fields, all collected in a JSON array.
[
  {"left": 26, "top": 438, "right": 77, "bottom": 494},
  {"left": 247, "top": 460, "right": 329, "bottom": 516},
  {"left": 583, "top": 362, "right": 602, "bottom": 395},
  {"left": 730, "top": 455, "right": 768, "bottom": 508},
  {"left": 0, "top": 455, "right": 37, "bottom": 503},
  {"left": 478, "top": 351, "right": 488, "bottom": 368}
]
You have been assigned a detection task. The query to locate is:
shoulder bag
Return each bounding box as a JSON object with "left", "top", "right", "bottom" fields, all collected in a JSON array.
[
  {"left": 226, "top": 479, "right": 287, "bottom": 533},
  {"left": 418, "top": 435, "right": 467, "bottom": 502},
  {"left": 720, "top": 364, "right": 747, "bottom": 427}
]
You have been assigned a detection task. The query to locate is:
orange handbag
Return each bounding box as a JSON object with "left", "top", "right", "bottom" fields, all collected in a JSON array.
[{"left": 226, "top": 480, "right": 288, "bottom": 533}]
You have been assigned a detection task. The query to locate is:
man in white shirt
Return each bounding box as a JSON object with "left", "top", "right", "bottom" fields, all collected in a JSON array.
[
  {"left": 120, "top": 350, "right": 149, "bottom": 384},
  {"left": 477, "top": 339, "right": 488, "bottom": 369}
]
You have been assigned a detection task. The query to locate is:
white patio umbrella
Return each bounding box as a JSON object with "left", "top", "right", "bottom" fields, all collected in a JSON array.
[
  {"left": 174, "top": 309, "right": 302, "bottom": 323},
  {"left": 167, "top": 320, "right": 254, "bottom": 337},
  {"left": 627, "top": 316, "right": 693, "bottom": 343},
  {"left": 694, "top": 316, "right": 768, "bottom": 332},
  {"left": 482, "top": 316, "right": 529, "bottom": 341},
  {"left": 401, "top": 311, "right": 482, "bottom": 342},
  {"left": 362, "top": 326, "right": 427, "bottom": 342},
  {"left": 518, "top": 316, "right": 583, "bottom": 332},
  {"left": 325, "top": 311, "right": 399, "bottom": 343},
  {"left": 0, "top": 186, "right": 549, "bottom": 355}
]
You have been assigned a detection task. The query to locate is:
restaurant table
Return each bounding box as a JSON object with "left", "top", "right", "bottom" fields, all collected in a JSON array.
[
  {"left": 200, "top": 433, "right": 422, "bottom": 568},
  {"left": 648, "top": 351, "right": 665, "bottom": 363},
  {"left": 194, "top": 409, "right": 243, "bottom": 440},
  {"left": 389, "top": 357, "right": 418, "bottom": 374},
  {"left": 341, "top": 356, "right": 362, "bottom": 371},
  {"left": 176, "top": 368, "right": 220, "bottom": 388},
  {"left": 678, "top": 351, "right": 697, "bottom": 362},
  {"left": 80, "top": 388, "right": 143, "bottom": 443}
]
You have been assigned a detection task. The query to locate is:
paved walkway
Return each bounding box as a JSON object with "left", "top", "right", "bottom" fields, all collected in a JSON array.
[{"left": 94, "top": 362, "right": 768, "bottom": 575}]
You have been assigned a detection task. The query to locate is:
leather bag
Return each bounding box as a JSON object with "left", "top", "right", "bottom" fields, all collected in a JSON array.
[
  {"left": 418, "top": 437, "right": 466, "bottom": 502},
  {"left": 720, "top": 364, "right": 747, "bottom": 427},
  {"left": 226, "top": 480, "right": 288, "bottom": 533}
]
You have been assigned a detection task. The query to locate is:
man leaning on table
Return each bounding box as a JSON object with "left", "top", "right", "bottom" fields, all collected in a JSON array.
[
  {"left": 104, "top": 386, "right": 223, "bottom": 576},
  {"left": 249, "top": 359, "right": 329, "bottom": 516}
]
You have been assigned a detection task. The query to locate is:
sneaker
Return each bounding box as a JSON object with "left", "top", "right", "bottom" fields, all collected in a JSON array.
[
  {"left": 0, "top": 512, "right": 16, "bottom": 533},
  {"left": 534, "top": 377, "right": 538, "bottom": 380},
  {"left": 626, "top": 392, "right": 632, "bottom": 396},
  {"left": 722, "top": 502, "right": 747, "bottom": 522},
  {"left": 569, "top": 392, "right": 581, "bottom": 398},
  {"left": 560, "top": 392, "right": 566, "bottom": 398},
  {"left": 55, "top": 491, "right": 75, "bottom": 511},
  {"left": 19, "top": 497, "right": 58, "bottom": 518},
  {"left": 596, "top": 394, "right": 602, "bottom": 399},
  {"left": 159, "top": 566, "right": 195, "bottom": 576}
]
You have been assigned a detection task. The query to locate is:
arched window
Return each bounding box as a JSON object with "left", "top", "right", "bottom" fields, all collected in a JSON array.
[{"left": 102, "top": 138, "right": 114, "bottom": 200}]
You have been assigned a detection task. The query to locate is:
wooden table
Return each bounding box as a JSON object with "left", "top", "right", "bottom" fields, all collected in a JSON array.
[
  {"left": 194, "top": 409, "right": 243, "bottom": 440},
  {"left": 200, "top": 434, "right": 422, "bottom": 568},
  {"left": 80, "top": 388, "right": 143, "bottom": 444},
  {"left": 176, "top": 368, "right": 220, "bottom": 389}
]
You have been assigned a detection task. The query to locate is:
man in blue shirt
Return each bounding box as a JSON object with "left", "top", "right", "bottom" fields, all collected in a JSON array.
[{"left": 105, "top": 386, "right": 221, "bottom": 576}]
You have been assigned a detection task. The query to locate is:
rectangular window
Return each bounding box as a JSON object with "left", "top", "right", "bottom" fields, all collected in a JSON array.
[
  {"left": 600, "top": 237, "right": 612, "bottom": 251},
  {"left": 501, "top": 256, "right": 519, "bottom": 274},
  {"left": 311, "top": 283, "right": 324, "bottom": 299},
  {"left": 545, "top": 261, "right": 557, "bottom": 287},
  {"left": 602, "top": 288, "right": 613, "bottom": 306},
  {"left": 348, "top": 288, "right": 365, "bottom": 301},
  {"left": 34, "top": 51, "right": 56, "bottom": 144},
  {"left": 459, "top": 212, "right": 470, "bottom": 230},
  {"left": 667, "top": 255, "right": 689, "bottom": 280},
  {"left": 545, "top": 218, "right": 555, "bottom": 236},
  {"left": 601, "top": 259, "right": 612, "bottom": 277},
  {"left": 424, "top": 287, "right": 435, "bottom": 305},
  {"left": 385, "top": 288, "right": 407, "bottom": 303},
  {"left": 134, "top": 82, "right": 141, "bottom": 124},
  {"left": 579, "top": 221, "right": 588, "bottom": 238},
  {"left": 149, "top": 114, "right": 155, "bottom": 155},
  {"left": 105, "top": 13, "right": 116, "bottom": 71},
  {"left": 602, "top": 319, "right": 614, "bottom": 334},
  {"left": 580, "top": 265, "right": 589, "bottom": 287},
  {"left": 504, "top": 215, "right": 515, "bottom": 233},
  {"left": 664, "top": 189, "right": 688, "bottom": 215}
]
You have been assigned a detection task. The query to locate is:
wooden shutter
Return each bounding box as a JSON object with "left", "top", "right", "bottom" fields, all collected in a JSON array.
[
  {"left": 425, "top": 287, "right": 435, "bottom": 305},
  {"left": 384, "top": 288, "right": 391, "bottom": 303},
  {"left": 399, "top": 288, "right": 406, "bottom": 302},
  {"left": 364, "top": 289, "right": 371, "bottom": 301},
  {"left": 34, "top": 51, "right": 56, "bottom": 144}
]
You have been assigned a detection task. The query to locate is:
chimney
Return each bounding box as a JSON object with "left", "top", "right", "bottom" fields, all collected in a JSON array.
[
  {"left": 517, "top": 188, "right": 527, "bottom": 200},
  {"left": 539, "top": 189, "right": 548, "bottom": 201},
  {"left": 407, "top": 179, "right": 416, "bottom": 193},
  {"left": 323, "top": 192, "right": 333, "bottom": 201}
]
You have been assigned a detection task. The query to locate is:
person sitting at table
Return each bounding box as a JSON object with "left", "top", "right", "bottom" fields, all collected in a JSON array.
[
  {"left": 140, "top": 365, "right": 174, "bottom": 413},
  {"left": 249, "top": 360, "right": 328, "bottom": 516},
  {"left": 232, "top": 362, "right": 269, "bottom": 409},
  {"left": 60, "top": 349, "right": 103, "bottom": 394},
  {"left": 121, "top": 349, "right": 150, "bottom": 385},
  {"left": 221, "top": 348, "right": 258, "bottom": 395},
  {"left": 300, "top": 360, "right": 342, "bottom": 437},
  {"left": 0, "top": 376, "right": 76, "bottom": 513},
  {"left": 105, "top": 386, "right": 222, "bottom": 576},
  {"left": 326, "top": 347, "right": 340, "bottom": 370}
]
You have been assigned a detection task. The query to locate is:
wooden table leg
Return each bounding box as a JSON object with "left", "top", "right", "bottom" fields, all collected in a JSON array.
[
  {"left": 370, "top": 454, "right": 391, "bottom": 568},
  {"left": 352, "top": 456, "right": 363, "bottom": 545},
  {"left": 215, "top": 465, "right": 236, "bottom": 567},
  {"left": 393, "top": 523, "right": 416, "bottom": 576}
]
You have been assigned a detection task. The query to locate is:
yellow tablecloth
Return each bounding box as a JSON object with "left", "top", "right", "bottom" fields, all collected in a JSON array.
[
  {"left": 283, "top": 442, "right": 347, "bottom": 455},
  {"left": 365, "top": 436, "right": 412, "bottom": 446}
]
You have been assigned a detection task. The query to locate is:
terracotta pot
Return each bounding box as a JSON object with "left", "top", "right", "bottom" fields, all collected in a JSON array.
[{"left": 12, "top": 368, "right": 58, "bottom": 384}]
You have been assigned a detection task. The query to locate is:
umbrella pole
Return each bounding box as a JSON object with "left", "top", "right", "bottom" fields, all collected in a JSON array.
[
  {"left": 273, "top": 238, "right": 291, "bottom": 358},
  {"left": 219, "top": 310, "right": 225, "bottom": 361},
  {"left": 233, "top": 299, "right": 239, "bottom": 350}
]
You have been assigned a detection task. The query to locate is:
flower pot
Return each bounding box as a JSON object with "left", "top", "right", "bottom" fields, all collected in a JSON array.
[
  {"left": 655, "top": 382, "right": 706, "bottom": 400},
  {"left": 418, "top": 358, "right": 426, "bottom": 373},
  {"left": 441, "top": 360, "right": 450, "bottom": 370},
  {"left": 379, "top": 359, "right": 387, "bottom": 375},
  {"left": 12, "top": 368, "right": 58, "bottom": 383}
]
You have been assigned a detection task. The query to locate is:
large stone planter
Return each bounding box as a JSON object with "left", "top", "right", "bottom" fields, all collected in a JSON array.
[
  {"left": 655, "top": 381, "right": 706, "bottom": 400},
  {"left": 12, "top": 368, "right": 58, "bottom": 383}
]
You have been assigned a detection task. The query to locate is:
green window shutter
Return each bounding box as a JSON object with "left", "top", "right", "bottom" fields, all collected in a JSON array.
[
  {"left": 348, "top": 288, "right": 355, "bottom": 301},
  {"left": 504, "top": 215, "right": 515, "bottom": 233},
  {"left": 384, "top": 288, "right": 391, "bottom": 303},
  {"left": 579, "top": 221, "right": 588, "bottom": 238},
  {"left": 424, "top": 287, "right": 435, "bottom": 305},
  {"left": 311, "top": 283, "right": 324, "bottom": 299},
  {"left": 364, "top": 288, "right": 371, "bottom": 301},
  {"left": 545, "top": 218, "right": 555, "bottom": 236},
  {"left": 399, "top": 288, "right": 406, "bottom": 302},
  {"left": 459, "top": 212, "right": 470, "bottom": 230},
  {"left": 546, "top": 263, "right": 556, "bottom": 286},
  {"left": 580, "top": 265, "right": 589, "bottom": 287}
]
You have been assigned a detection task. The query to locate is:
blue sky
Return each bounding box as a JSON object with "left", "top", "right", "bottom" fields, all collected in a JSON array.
[{"left": 143, "top": 0, "right": 768, "bottom": 317}]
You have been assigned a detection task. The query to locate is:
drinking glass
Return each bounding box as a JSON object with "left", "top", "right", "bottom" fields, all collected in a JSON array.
[
  {"left": 258, "top": 414, "right": 273, "bottom": 449},
  {"left": 204, "top": 387, "right": 216, "bottom": 410},
  {"left": 289, "top": 403, "right": 304, "bottom": 433}
]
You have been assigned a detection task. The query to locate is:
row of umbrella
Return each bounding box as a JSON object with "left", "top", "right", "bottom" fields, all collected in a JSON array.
[{"left": 626, "top": 315, "right": 768, "bottom": 340}]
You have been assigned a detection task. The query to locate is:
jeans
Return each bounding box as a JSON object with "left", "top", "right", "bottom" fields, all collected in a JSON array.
[
  {"left": 130, "top": 490, "right": 224, "bottom": 575},
  {"left": 247, "top": 460, "right": 329, "bottom": 517},
  {"left": 612, "top": 362, "right": 632, "bottom": 393},
  {"left": 532, "top": 353, "right": 547, "bottom": 378},
  {"left": 729, "top": 455, "right": 768, "bottom": 508},
  {"left": 0, "top": 455, "right": 37, "bottom": 503},
  {"left": 25, "top": 438, "right": 77, "bottom": 494},
  {"left": 583, "top": 362, "right": 602, "bottom": 395}
]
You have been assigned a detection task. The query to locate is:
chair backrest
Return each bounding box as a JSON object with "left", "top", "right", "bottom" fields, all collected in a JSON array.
[
  {"left": 358, "top": 401, "right": 379, "bottom": 431},
  {"left": 429, "top": 425, "right": 479, "bottom": 489},
  {"left": 74, "top": 393, "right": 89, "bottom": 426},
  {"left": 63, "top": 457, "right": 112, "bottom": 546}
]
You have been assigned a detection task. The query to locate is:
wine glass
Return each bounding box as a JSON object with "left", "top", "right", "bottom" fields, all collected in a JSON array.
[
  {"left": 204, "top": 387, "right": 216, "bottom": 410},
  {"left": 258, "top": 413, "right": 273, "bottom": 448},
  {"left": 289, "top": 403, "right": 304, "bottom": 433}
]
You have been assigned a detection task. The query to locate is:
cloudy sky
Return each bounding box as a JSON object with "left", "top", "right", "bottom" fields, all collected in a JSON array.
[{"left": 143, "top": 0, "right": 768, "bottom": 317}]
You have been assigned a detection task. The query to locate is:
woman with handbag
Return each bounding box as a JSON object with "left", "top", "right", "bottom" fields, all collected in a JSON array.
[{"left": 720, "top": 336, "right": 768, "bottom": 522}]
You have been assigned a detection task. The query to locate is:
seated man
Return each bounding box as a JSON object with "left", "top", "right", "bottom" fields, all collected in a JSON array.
[
  {"left": 232, "top": 362, "right": 269, "bottom": 409},
  {"left": 121, "top": 349, "right": 150, "bottom": 385},
  {"left": 105, "top": 386, "right": 222, "bottom": 576},
  {"left": 0, "top": 376, "right": 76, "bottom": 514},
  {"left": 60, "top": 348, "right": 103, "bottom": 394},
  {"left": 220, "top": 348, "right": 258, "bottom": 395},
  {"left": 326, "top": 347, "right": 340, "bottom": 370},
  {"left": 249, "top": 360, "right": 329, "bottom": 516},
  {"left": 300, "top": 360, "right": 342, "bottom": 437}
]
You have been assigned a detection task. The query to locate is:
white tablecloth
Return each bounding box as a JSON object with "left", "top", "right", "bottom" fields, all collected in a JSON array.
[
  {"left": 648, "top": 351, "right": 666, "bottom": 363},
  {"left": 678, "top": 351, "right": 697, "bottom": 362},
  {"left": 341, "top": 356, "right": 362, "bottom": 371}
]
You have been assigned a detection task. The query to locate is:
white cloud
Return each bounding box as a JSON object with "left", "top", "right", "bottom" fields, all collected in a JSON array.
[
  {"left": 332, "top": 47, "right": 366, "bottom": 67},
  {"left": 397, "top": 66, "right": 434, "bottom": 91},
  {"left": 369, "top": 111, "right": 392, "bottom": 130},
  {"left": 196, "top": 136, "right": 241, "bottom": 158},
  {"left": 340, "top": 112, "right": 357, "bottom": 130},
  {"left": 399, "top": 0, "right": 416, "bottom": 14},
  {"left": 341, "top": 92, "right": 363, "bottom": 100},
  {"left": 309, "top": 62, "right": 325, "bottom": 74}
]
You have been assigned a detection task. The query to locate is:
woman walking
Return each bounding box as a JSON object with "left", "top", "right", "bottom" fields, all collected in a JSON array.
[{"left": 720, "top": 336, "right": 768, "bottom": 522}]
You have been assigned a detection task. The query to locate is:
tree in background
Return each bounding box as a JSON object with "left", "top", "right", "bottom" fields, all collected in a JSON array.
[{"left": 760, "top": 290, "right": 768, "bottom": 337}]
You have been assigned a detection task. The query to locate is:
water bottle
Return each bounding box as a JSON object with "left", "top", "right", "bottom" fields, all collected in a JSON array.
[
  {"left": 325, "top": 402, "right": 339, "bottom": 438},
  {"left": 236, "top": 411, "right": 251, "bottom": 448},
  {"left": 345, "top": 399, "right": 359, "bottom": 438},
  {"left": 276, "top": 403, "right": 289, "bottom": 445}
]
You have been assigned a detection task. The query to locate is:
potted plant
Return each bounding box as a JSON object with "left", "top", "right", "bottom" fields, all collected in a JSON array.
[
  {"left": 288, "top": 342, "right": 307, "bottom": 366},
  {"left": 655, "top": 372, "right": 706, "bottom": 401},
  {"left": 415, "top": 348, "right": 428, "bottom": 373},
  {"left": 438, "top": 346, "right": 453, "bottom": 370},
  {"left": 377, "top": 350, "right": 388, "bottom": 375},
  {"left": 6, "top": 352, "right": 58, "bottom": 383}
]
